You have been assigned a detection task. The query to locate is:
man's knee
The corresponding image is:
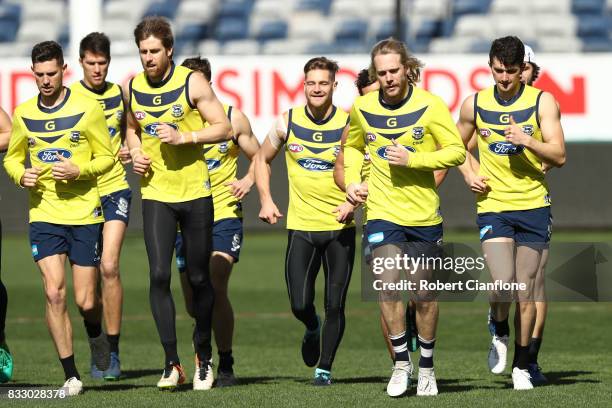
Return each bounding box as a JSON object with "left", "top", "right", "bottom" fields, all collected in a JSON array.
[
  {"left": 45, "top": 287, "right": 66, "bottom": 307},
  {"left": 100, "top": 258, "right": 120, "bottom": 280}
]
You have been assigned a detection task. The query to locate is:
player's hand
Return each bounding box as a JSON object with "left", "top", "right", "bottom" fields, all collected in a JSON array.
[
  {"left": 259, "top": 200, "right": 283, "bottom": 224},
  {"left": 20, "top": 166, "right": 41, "bottom": 187},
  {"left": 132, "top": 153, "right": 152, "bottom": 176},
  {"left": 386, "top": 139, "right": 410, "bottom": 167},
  {"left": 51, "top": 153, "right": 80, "bottom": 180},
  {"left": 346, "top": 182, "right": 367, "bottom": 205},
  {"left": 504, "top": 116, "right": 530, "bottom": 146},
  {"left": 224, "top": 174, "right": 254, "bottom": 199},
  {"left": 119, "top": 145, "right": 132, "bottom": 164},
  {"left": 541, "top": 162, "right": 552, "bottom": 174},
  {"left": 466, "top": 174, "right": 489, "bottom": 194},
  {"left": 332, "top": 201, "right": 355, "bottom": 223},
  {"left": 156, "top": 123, "right": 182, "bottom": 145}
]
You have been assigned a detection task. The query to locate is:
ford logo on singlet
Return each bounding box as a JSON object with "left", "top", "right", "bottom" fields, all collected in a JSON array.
[
  {"left": 143, "top": 122, "right": 179, "bottom": 137},
  {"left": 37, "top": 148, "right": 72, "bottom": 163},
  {"left": 108, "top": 127, "right": 118, "bottom": 137},
  {"left": 488, "top": 142, "right": 525, "bottom": 156},
  {"left": 206, "top": 159, "right": 221, "bottom": 172},
  {"left": 376, "top": 145, "right": 416, "bottom": 160},
  {"left": 297, "top": 158, "right": 334, "bottom": 171}
]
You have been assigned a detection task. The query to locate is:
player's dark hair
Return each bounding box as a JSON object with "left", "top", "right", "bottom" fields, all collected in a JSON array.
[
  {"left": 181, "top": 56, "right": 211, "bottom": 81},
  {"left": 303, "top": 56, "right": 339, "bottom": 81},
  {"left": 370, "top": 38, "right": 423, "bottom": 86},
  {"left": 79, "top": 32, "right": 111, "bottom": 60},
  {"left": 529, "top": 63, "right": 541, "bottom": 84},
  {"left": 134, "top": 16, "right": 174, "bottom": 51},
  {"left": 355, "top": 68, "right": 376, "bottom": 96},
  {"left": 31, "top": 41, "right": 64, "bottom": 65},
  {"left": 489, "top": 36, "right": 524, "bottom": 67}
]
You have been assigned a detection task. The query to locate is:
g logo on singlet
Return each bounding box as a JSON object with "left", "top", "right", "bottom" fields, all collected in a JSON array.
[
  {"left": 312, "top": 132, "right": 323, "bottom": 142},
  {"left": 499, "top": 113, "right": 510, "bottom": 124},
  {"left": 44, "top": 121, "right": 56, "bottom": 131},
  {"left": 386, "top": 118, "right": 397, "bottom": 128},
  {"left": 152, "top": 95, "right": 162, "bottom": 106}
]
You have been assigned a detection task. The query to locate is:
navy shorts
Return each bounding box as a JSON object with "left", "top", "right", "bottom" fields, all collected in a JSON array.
[
  {"left": 101, "top": 188, "right": 132, "bottom": 224},
  {"left": 175, "top": 217, "right": 243, "bottom": 272},
  {"left": 29, "top": 222, "right": 102, "bottom": 266},
  {"left": 366, "top": 220, "right": 443, "bottom": 247},
  {"left": 477, "top": 207, "right": 552, "bottom": 243}
]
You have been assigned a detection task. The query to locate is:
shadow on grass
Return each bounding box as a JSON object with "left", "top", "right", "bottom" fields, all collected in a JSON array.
[
  {"left": 0, "top": 383, "right": 53, "bottom": 388},
  {"left": 120, "top": 369, "right": 162, "bottom": 380},
  {"left": 236, "top": 376, "right": 299, "bottom": 386},
  {"left": 86, "top": 383, "right": 151, "bottom": 392},
  {"left": 542, "top": 370, "right": 599, "bottom": 386}
]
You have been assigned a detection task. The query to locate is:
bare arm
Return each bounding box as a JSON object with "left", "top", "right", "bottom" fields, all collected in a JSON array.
[
  {"left": 123, "top": 83, "right": 151, "bottom": 175},
  {"left": 254, "top": 114, "right": 287, "bottom": 224},
  {"left": 456, "top": 95, "right": 489, "bottom": 193},
  {"left": 0, "top": 108, "right": 12, "bottom": 152},
  {"left": 227, "top": 108, "right": 261, "bottom": 199},
  {"left": 505, "top": 92, "right": 566, "bottom": 167},
  {"left": 190, "top": 72, "right": 232, "bottom": 144}
]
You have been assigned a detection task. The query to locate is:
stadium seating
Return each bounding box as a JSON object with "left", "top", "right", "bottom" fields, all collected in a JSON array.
[{"left": 0, "top": 0, "right": 609, "bottom": 55}]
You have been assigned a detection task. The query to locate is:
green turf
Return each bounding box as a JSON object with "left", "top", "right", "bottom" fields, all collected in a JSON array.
[{"left": 1, "top": 231, "right": 611, "bottom": 406}]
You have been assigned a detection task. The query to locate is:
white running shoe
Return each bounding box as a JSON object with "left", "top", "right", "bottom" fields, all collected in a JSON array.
[
  {"left": 61, "top": 377, "right": 83, "bottom": 396},
  {"left": 512, "top": 367, "right": 534, "bottom": 390},
  {"left": 193, "top": 355, "right": 214, "bottom": 390},
  {"left": 386, "top": 361, "right": 412, "bottom": 397},
  {"left": 488, "top": 335, "right": 509, "bottom": 374},
  {"left": 157, "top": 363, "right": 186, "bottom": 390},
  {"left": 416, "top": 367, "right": 438, "bottom": 396}
]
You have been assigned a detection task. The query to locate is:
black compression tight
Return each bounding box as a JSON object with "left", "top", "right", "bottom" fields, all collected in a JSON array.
[
  {"left": 143, "top": 198, "right": 214, "bottom": 364},
  {"left": 285, "top": 228, "right": 355, "bottom": 371}
]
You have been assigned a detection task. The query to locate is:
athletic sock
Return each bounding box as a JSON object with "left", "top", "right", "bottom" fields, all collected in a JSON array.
[
  {"left": 389, "top": 331, "right": 409, "bottom": 362},
  {"left": 514, "top": 344, "right": 530, "bottom": 370},
  {"left": 83, "top": 320, "right": 102, "bottom": 339},
  {"left": 512, "top": 342, "right": 520, "bottom": 368},
  {"left": 493, "top": 317, "right": 509, "bottom": 337},
  {"left": 528, "top": 337, "right": 542, "bottom": 365},
  {"left": 218, "top": 350, "right": 234, "bottom": 373},
  {"left": 107, "top": 334, "right": 120, "bottom": 354},
  {"left": 418, "top": 335, "right": 435, "bottom": 368},
  {"left": 162, "top": 341, "right": 179, "bottom": 366},
  {"left": 60, "top": 355, "right": 80, "bottom": 380}
]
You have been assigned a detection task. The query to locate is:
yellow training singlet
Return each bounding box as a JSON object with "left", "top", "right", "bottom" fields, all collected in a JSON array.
[
  {"left": 345, "top": 87, "right": 465, "bottom": 226},
  {"left": 129, "top": 64, "right": 211, "bottom": 202},
  {"left": 285, "top": 106, "right": 353, "bottom": 231},
  {"left": 71, "top": 80, "right": 129, "bottom": 196},
  {"left": 4, "top": 88, "right": 114, "bottom": 224},
  {"left": 475, "top": 84, "right": 549, "bottom": 213},
  {"left": 202, "top": 105, "right": 242, "bottom": 221}
]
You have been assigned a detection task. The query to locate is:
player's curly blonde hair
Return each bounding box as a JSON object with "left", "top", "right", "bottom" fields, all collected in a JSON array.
[{"left": 370, "top": 38, "right": 423, "bottom": 86}]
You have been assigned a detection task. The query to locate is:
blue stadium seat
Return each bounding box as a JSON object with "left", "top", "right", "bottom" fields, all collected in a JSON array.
[
  {"left": 452, "top": 0, "right": 492, "bottom": 16},
  {"left": 177, "top": 23, "right": 209, "bottom": 43},
  {"left": 215, "top": 18, "right": 249, "bottom": 42},
  {"left": 218, "top": 0, "right": 254, "bottom": 20},
  {"left": 296, "top": 0, "right": 332, "bottom": 14},
  {"left": 577, "top": 15, "right": 608, "bottom": 38},
  {"left": 143, "top": 0, "right": 179, "bottom": 20},
  {"left": 581, "top": 37, "right": 612, "bottom": 52},
  {"left": 58, "top": 24, "right": 69, "bottom": 50},
  {"left": 572, "top": 0, "right": 604, "bottom": 16},
  {"left": 255, "top": 20, "right": 288, "bottom": 42},
  {"left": 0, "top": 3, "right": 21, "bottom": 42},
  {"left": 335, "top": 19, "right": 368, "bottom": 43},
  {"left": 414, "top": 19, "right": 441, "bottom": 41},
  {"left": 372, "top": 19, "right": 395, "bottom": 42}
]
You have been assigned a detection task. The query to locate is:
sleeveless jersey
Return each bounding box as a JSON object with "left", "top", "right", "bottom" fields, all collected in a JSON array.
[
  {"left": 4, "top": 89, "right": 113, "bottom": 224},
  {"left": 345, "top": 87, "right": 465, "bottom": 226},
  {"left": 129, "top": 64, "right": 211, "bottom": 202},
  {"left": 70, "top": 80, "right": 129, "bottom": 196},
  {"left": 475, "top": 84, "right": 549, "bottom": 213},
  {"left": 285, "top": 106, "right": 353, "bottom": 231}
]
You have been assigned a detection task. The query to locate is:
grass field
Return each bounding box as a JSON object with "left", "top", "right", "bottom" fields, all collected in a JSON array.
[{"left": 1, "top": 230, "right": 611, "bottom": 407}]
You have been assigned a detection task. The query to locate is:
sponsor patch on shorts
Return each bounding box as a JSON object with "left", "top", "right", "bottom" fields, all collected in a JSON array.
[
  {"left": 367, "top": 232, "right": 384, "bottom": 244},
  {"left": 31, "top": 244, "right": 38, "bottom": 256},
  {"left": 479, "top": 225, "right": 493, "bottom": 239}
]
